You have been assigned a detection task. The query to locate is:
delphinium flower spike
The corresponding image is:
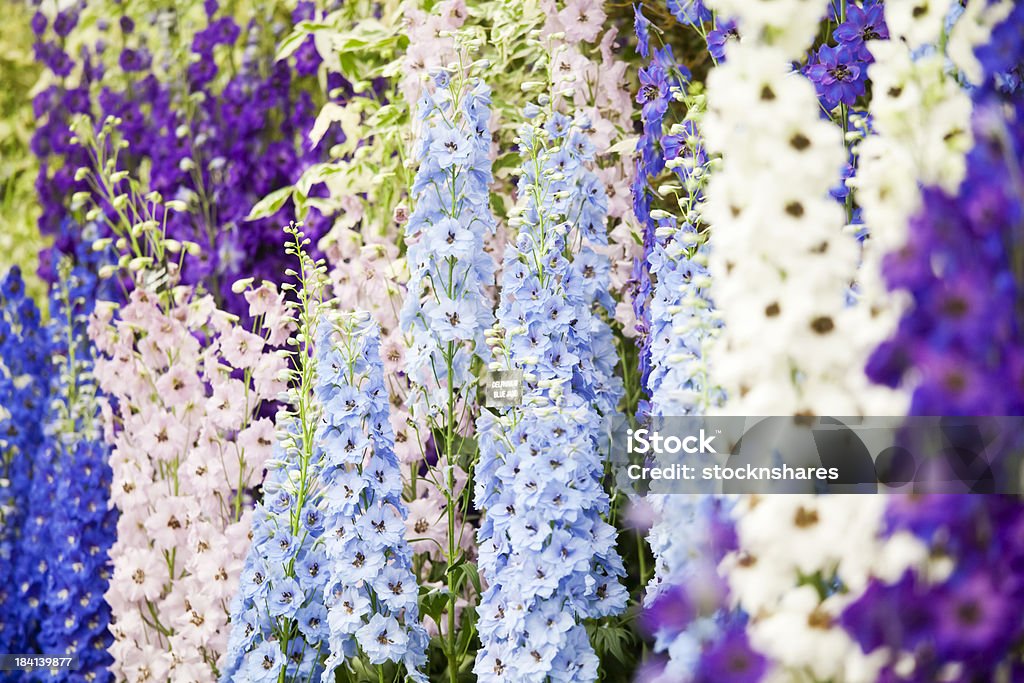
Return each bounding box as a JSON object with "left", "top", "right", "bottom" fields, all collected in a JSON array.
[
  {"left": 699, "top": 0, "right": 915, "bottom": 679},
  {"left": 318, "top": 312, "right": 428, "bottom": 683},
  {"left": 221, "top": 224, "right": 330, "bottom": 683},
  {"left": 224, "top": 228, "right": 427, "bottom": 683},
  {"left": 77, "top": 119, "right": 292, "bottom": 681},
  {"left": 0, "top": 265, "right": 52, "bottom": 659},
  {"left": 18, "top": 257, "right": 117, "bottom": 682},
  {"left": 627, "top": 9, "right": 734, "bottom": 676},
  {"left": 473, "top": 69, "right": 627, "bottom": 682},
  {"left": 400, "top": 48, "right": 497, "bottom": 678}
]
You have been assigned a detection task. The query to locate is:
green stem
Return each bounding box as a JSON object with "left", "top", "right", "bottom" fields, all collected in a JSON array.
[{"left": 444, "top": 343, "right": 459, "bottom": 683}]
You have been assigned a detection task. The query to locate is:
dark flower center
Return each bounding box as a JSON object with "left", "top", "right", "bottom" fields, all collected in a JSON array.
[
  {"left": 957, "top": 600, "right": 982, "bottom": 625},
  {"left": 830, "top": 64, "right": 852, "bottom": 81}
]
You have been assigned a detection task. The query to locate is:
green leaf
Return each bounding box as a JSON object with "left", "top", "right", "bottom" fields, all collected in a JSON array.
[
  {"left": 245, "top": 186, "right": 293, "bottom": 221},
  {"left": 275, "top": 29, "right": 309, "bottom": 62},
  {"left": 445, "top": 554, "right": 467, "bottom": 576},
  {"left": 418, "top": 586, "right": 450, "bottom": 623},
  {"left": 586, "top": 620, "right": 636, "bottom": 666}
]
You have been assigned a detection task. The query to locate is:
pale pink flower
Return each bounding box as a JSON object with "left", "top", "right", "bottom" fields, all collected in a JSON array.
[
  {"left": 551, "top": 46, "right": 594, "bottom": 105},
  {"left": 144, "top": 497, "right": 194, "bottom": 551},
  {"left": 236, "top": 418, "right": 276, "bottom": 472},
  {"left": 436, "top": 0, "right": 467, "bottom": 27},
  {"left": 205, "top": 378, "right": 247, "bottom": 431},
  {"left": 181, "top": 448, "right": 222, "bottom": 498},
  {"left": 185, "top": 293, "right": 216, "bottom": 330},
  {"left": 139, "top": 411, "right": 189, "bottom": 463},
  {"left": 598, "top": 28, "right": 632, "bottom": 114},
  {"left": 379, "top": 332, "right": 406, "bottom": 375},
  {"left": 251, "top": 353, "right": 288, "bottom": 401},
  {"left": 137, "top": 333, "right": 170, "bottom": 372},
  {"left": 145, "top": 310, "right": 189, "bottom": 353},
  {"left": 391, "top": 409, "right": 422, "bottom": 464},
  {"left": 219, "top": 326, "right": 265, "bottom": 370},
  {"left": 264, "top": 314, "right": 294, "bottom": 347},
  {"left": 191, "top": 550, "right": 241, "bottom": 601},
  {"left": 113, "top": 511, "right": 150, "bottom": 550},
  {"left": 167, "top": 651, "right": 213, "bottom": 683},
  {"left": 91, "top": 280, "right": 283, "bottom": 679},
  {"left": 405, "top": 495, "right": 446, "bottom": 555},
  {"left": 88, "top": 303, "right": 117, "bottom": 354},
  {"left": 155, "top": 363, "right": 203, "bottom": 409},
  {"left": 174, "top": 592, "right": 225, "bottom": 646},
  {"left": 615, "top": 299, "right": 639, "bottom": 336},
  {"left": 558, "top": 0, "right": 606, "bottom": 43},
  {"left": 224, "top": 513, "right": 254, "bottom": 551},
  {"left": 120, "top": 644, "right": 172, "bottom": 683},
  {"left": 186, "top": 520, "right": 219, "bottom": 557},
  {"left": 243, "top": 281, "right": 281, "bottom": 318},
  {"left": 114, "top": 548, "right": 166, "bottom": 602}
]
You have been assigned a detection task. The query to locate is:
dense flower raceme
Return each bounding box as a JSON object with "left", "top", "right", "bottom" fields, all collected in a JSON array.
[
  {"left": 539, "top": 3, "right": 643, "bottom": 337},
  {"left": 703, "top": 0, "right": 897, "bottom": 417},
  {"left": 473, "top": 100, "right": 626, "bottom": 683},
  {"left": 400, "top": 65, "right": 499, "bottom": 676},
  {"left": 698, "top": 0, "right": 911, "bottom": 680},
  {"left": 222, "top": 416, "right": 331, "bottom": 683},
  {"left": 841, "top": 10, "right": 1024, "bottom": 679},
  {"left": 317, "top": 313, "right": 428, "bottom": 681},
  {"left": 323, "top": 226, "right": 481, "bottom": 606},
  {"left": 30, "top": 1, "right": 339, "bottom": 316},
  {"left": 401, "top": 67, "right": 496, "bottom": 423},
  {"left": 630, "top": 7, "right": 691, "bottom": 399},
  {"left": 14, "top": 259, "right": 117, "bottom": 683},
  {"left": 0, "top": 266, "right": 52, "bottom": 659},
  {"left": 91, "top": 276, "right": 291, "bottom": 681},
  {"left": 629, "top": 9, "right": 734, "bottom": 677},
  {"left": 223, "top": 243, "right": 428, "bottom": 682},
  {"left": 221, "top": 228, "right": 330, "bottom": 683}
]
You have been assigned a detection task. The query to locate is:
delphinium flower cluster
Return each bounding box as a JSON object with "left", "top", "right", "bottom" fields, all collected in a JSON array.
[
  {"left": 538, "top": 2, "right": 643, "bottom": 341},
  {"left": 6, "top": 2, "right": 1024, "bottom": 682},
  {"left": 317, "top": 312, "right": 428, "bottom": 682},
  {"left": 629, "top": 8, "right": 734, "bottom": 680},
  {"left": 473, "top": 87, "right": 627, "bottom": 682},
  {"left": 29, "top": 1, "right": 336, "bottom": 317},
  {"left": 0, "top": 265, "right": 52, "bottom": 661},
  {"left": 702, "top": 0, "right": 876, "bottom": 415},
  {"left": 400, "top": 57, "right": 497, "bottom": 677},
  {"left": 630, "top": 3, "right": 687, "bottom": 403},
  {"left": 16, "top": 258, "right": 118, "bottom": 682},
  {"left": 224, "top": 226, "right": 427, "bottom": 682},
  {"left": 840, "top": 9, "right": 1024, "bottom": 679},
  {"left": 221, "top": 225, "right": 330, "bottom": 683},
  {"left": 323, "top": 223, "right": 482, "bottom": 633},
  {"left": 632, "top": 4, "right": 722, "bottom": 418},
  {"left": 401, "top": 61, "right": 496, "bottom": 407},
  {"left": 698, "top": 0, "right": 910, "bottom": 679},
  {"left": 73, "top": 119, "right": 291, "bottom": 681}
]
